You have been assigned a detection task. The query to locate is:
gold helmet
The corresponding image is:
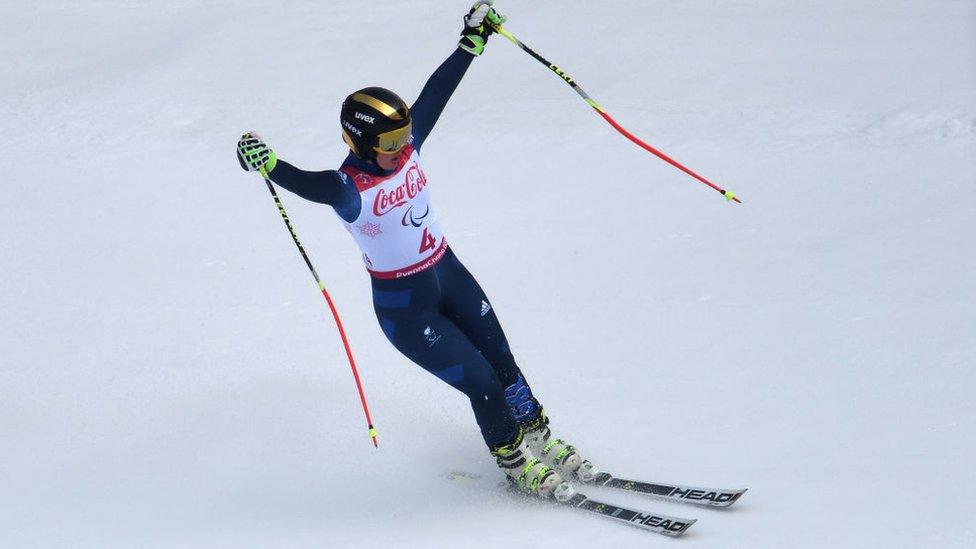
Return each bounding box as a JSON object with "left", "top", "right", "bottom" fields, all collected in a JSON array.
[{"left": 340, "top": 87, "right": 412, "bottom": 162}]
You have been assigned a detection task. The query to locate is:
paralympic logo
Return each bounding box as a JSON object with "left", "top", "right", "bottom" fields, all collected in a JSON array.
[{"left": 401, "top": 204, "right": 430, "bottom": 227}]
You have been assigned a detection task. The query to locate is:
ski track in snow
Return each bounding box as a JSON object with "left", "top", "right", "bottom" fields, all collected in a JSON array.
[{"left": 2, "top": 1, "right": 974, "bottom": 547}]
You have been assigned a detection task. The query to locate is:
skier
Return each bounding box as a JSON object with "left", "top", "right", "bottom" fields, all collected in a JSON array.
[{"left": 237, "top": 1, "right": 594, "bottom": 498}]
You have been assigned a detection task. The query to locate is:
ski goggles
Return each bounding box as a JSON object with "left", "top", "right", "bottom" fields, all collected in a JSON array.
[{"left": 374, "top": 123, "right": 412, "bottom": 154}]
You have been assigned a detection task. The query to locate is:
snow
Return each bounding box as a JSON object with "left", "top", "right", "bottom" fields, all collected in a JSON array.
[{"left": 2, "top": 0, "right": 974, "bottom": 546}]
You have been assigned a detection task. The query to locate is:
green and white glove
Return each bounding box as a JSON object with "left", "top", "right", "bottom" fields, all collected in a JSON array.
[
  {"left": 459, "top": 1, "right": 506, "bottom": 56},
  {"left": 237, "top": 132, "right": 277, "bottom": 173}
]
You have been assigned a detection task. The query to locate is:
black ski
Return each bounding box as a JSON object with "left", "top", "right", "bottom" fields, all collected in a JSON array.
[
  {"left": 555, "top": 487, "right": 696, "bottom": 537},
  {"left": 584, "top": 472, "right": 747, "bottom": 508},
  {"left": 447, "top": 472, "right": 696, "bottom": 536}
]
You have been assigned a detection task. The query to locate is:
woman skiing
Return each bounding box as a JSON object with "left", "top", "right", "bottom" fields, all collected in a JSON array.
[{"left": 237, "top": 1, "right": 593, "bottom": 498}]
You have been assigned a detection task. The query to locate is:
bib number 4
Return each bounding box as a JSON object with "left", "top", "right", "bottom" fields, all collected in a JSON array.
[{"left": 418, "top": 228, "right": 437, "bottom": 253}]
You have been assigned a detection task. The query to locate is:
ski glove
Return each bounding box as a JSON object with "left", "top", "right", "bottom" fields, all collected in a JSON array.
[
  {"left": 237, "top": 132, "right": 277, "bottom": 173},
  {"left": 459, "top": 1, "right": 506, "bottom": 56}
]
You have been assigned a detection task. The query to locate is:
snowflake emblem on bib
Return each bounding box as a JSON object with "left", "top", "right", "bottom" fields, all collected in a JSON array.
[{"left": 357, "top": 221, "right": 383, "bottom": 238}]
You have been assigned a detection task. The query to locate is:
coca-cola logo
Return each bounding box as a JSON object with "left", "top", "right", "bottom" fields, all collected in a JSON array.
[{"left": 373, "top": 164, "right": 427, "bottom": 216}]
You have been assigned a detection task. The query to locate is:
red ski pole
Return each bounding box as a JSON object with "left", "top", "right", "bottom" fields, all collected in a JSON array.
[
  {"left": 259, "top": 168, "right": 379, "bottom": 448},
  {"left": 493, "top": 24, "right": 741, "bottom": 204}
]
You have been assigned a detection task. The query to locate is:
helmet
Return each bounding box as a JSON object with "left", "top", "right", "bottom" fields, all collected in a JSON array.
[{"left": 340, "top": 87, "right": 412, "bottom": 162}]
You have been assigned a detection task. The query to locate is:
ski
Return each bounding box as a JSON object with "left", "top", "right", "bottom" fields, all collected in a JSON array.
[
  {"left": 448, "top": 472, "right": 696, "bottom": 537},
  {"left": 582, "top": 471, "right": 747, "bottom": 508},
  {"left": 551, "top": 483, "right": 696, "bottom": 537}
]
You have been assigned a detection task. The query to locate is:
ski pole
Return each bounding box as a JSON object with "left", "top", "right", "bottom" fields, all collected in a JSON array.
[
  {"left": 491, "top": 24, "right": 741, "bottom": 204},
  {"left": 258, "top": 167, "right": 379, "bottom": 448}
]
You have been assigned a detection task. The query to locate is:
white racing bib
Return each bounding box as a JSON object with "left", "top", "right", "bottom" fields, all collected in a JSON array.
[{"left": 338, "top": 145, "right": 447, "bottom": 279}]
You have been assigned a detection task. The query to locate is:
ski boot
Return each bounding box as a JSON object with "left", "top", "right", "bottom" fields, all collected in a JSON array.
[
  {"left": 491, "top": 427, "right": 564, "bottom": 498},
  {"left": 522, "top": 410, "right": 600, "bottom": 482}
]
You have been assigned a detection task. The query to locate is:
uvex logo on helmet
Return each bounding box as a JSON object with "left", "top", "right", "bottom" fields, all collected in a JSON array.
[
  {"left": 355, "top": 112, "right": 376, "bottom": 124},
  {"left": 373, "top": 164, "right": 428, "bottom": 216},
  {"left": 343, "top": 120, "right": 363, "bottom": 136}
]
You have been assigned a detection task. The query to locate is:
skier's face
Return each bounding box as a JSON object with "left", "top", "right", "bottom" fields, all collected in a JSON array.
[{"left": 375, "top": 151, "right": 399, "bottom": 170}]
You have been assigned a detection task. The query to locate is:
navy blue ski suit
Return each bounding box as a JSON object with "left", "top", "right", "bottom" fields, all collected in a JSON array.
[{"left": 266, "top": 48, "right": 540, "bottom": 447}]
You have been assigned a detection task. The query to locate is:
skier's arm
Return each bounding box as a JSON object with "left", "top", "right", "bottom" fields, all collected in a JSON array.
[
  {"left": 410, "top": 49, "right": 475, "bottom": 151},
  {"left": 411, "top": 2, "right": 506, "bottom": 151},
  {"left": 267, "top": 161, "right": 346, "bottom": 205},
  {"left": 268, "top": 161, "right": 361, "bottom": 222},
  {"left": 237, "top": 132, "right": 360, "bottom": 220}
]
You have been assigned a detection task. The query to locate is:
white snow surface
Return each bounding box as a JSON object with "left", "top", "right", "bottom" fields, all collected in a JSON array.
[{"left": 2, "top": 1, "right": 975, "bottom": 547}]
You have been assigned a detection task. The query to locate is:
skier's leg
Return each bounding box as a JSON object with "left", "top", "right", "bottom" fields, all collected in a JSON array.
[
  {"left": 436, "top": 250, "right": 590, "bottom": 477},
  {"left": 373, "top": 273, "right": 564, "bottom": 497},
  {"left": 435, "top": 251, "right": 521, "bottom": 381},
  {"left": 437, "top": 249, "right": 543, "bottom": 423},
  {"left": 373, "top": 282, "right": 517, "bottom": 447}
]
